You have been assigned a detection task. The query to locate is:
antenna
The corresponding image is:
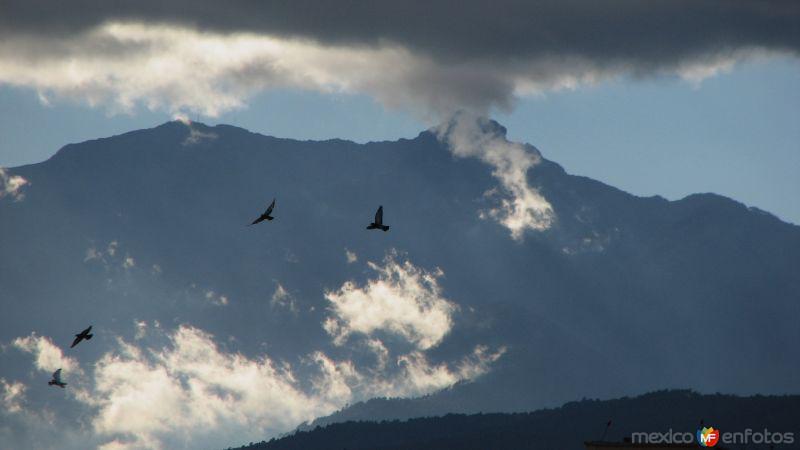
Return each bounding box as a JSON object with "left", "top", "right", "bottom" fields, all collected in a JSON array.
[{"left": 600, "top": 419, "right": 612, "bottom": 441}]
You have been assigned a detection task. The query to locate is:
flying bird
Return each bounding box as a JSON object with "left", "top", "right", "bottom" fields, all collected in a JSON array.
[
  {"left": 48, "top": 369, "right": 67, "bottom": 388},
  {"left": 250, "top": 198, "right": 276, "bottom": 226},
  {"left": 366, "top": 206, "right": 390, "bottom": 231},
  {"left": 71, "top": 326, "right": 93, "bottom": 348}
]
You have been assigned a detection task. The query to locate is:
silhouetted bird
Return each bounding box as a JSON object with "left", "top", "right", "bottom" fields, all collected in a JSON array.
[
  {"left": 249, "top": 198, "right": 276, "bottom": 225},
  {"left": 48, "top": 369, "right": 66, "bottom": 388},
  {"left": 367, "top": 206, "right": 390, "bottom": 231},
  {"left": 71, "top": 326, "right": 93, "bottom": 348}
]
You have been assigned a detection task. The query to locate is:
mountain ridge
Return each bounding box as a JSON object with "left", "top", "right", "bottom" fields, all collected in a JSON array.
[
  {"left": 20, "top": 120, "right": 781, "bottom": 220},
  {"left": 235, "top": 390, "right": 800, "bottom": 450}
]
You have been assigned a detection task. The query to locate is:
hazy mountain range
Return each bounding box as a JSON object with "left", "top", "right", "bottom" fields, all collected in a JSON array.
[{"left": 0, "top": 120, "right": 798, "bottom": 449}]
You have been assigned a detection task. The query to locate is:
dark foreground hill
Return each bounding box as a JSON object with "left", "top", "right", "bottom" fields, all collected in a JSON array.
[{"left": 233, "top": 390, "right": 800, "bottom": 450}]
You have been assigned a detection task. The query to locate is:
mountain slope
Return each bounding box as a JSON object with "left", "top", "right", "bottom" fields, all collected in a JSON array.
[
  {"left": 1, "top": 120, "right": 798, "bottom": 421},
  {"left": 235, "top": 390, "right": 800, "bottom": 450}
]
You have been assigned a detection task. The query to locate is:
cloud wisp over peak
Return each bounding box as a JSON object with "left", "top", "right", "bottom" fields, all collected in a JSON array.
[{"left": 436, "top": 112, "right": 555, "bottom": 238}]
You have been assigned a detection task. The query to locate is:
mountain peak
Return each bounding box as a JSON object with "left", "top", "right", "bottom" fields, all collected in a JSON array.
[{"left": 431, "top": 112, "right": 509, "bottom": 141}]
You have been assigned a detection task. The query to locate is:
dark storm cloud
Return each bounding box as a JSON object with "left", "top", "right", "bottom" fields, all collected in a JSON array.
[
  {"left": 0, "top": 1, "right": 798, "bottom": 117},
  {"left": 2, "top": 0, "right": 798, "bottom": 63}
]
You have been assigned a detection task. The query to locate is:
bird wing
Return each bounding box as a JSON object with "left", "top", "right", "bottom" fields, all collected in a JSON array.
[
  {"left": 375, "top": 206, "right": 383, "bottom": 224},
  {"left": 53, "top": 369, "right": 62, "bottom": 383},
  {"left": 71, "top": 335, "right": 82, "bottom": 348},
  {"left": 265, "top": 198, "right": 275, "bottom": 216},
  {"left": 82, "top": 326, "right": 92, "bottom": 335}
]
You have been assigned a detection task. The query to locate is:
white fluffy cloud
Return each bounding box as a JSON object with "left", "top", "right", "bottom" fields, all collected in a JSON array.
[
  {"left": 0, "top": 167, "right": 29, "bottom": 201},
  {"left": 324, "top": 252, "right": 456, "bottom": 350},
  {"left": 84, "top": 328, "right": 338, "bottom": 449},
  {"left": 0, "top": 22, "right": 440, "bottom": 118},
  {"left": 436, "top": 112, "right": 554, "bottom": 239},
  {"left": 5, "top": 251, "right": 503, "bottom": 449},
  {"left": 12, "top": 333, "right": 81, "bottom": 375},
  {"left": 1, "top": 378, "right": 27, "bottom": 413},
  {"left": 5, "top": 321, "right": 501, "bottom": 450}
]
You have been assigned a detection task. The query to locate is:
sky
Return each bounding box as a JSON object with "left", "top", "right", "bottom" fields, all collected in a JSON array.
[{"left": 1, "top": 3, "right": 799, "bottom": 449}]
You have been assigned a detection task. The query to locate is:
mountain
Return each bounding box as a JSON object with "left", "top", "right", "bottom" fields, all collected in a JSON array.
[
  {"left": 0, "top": 120, "right": 798, "bottom": 442},
  {"left": 233, "top": 390, "right": 800, "bottom": 450}
]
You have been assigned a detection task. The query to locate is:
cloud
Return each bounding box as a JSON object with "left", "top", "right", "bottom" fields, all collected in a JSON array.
[
  {"left": 134, "top": 320, "right": 148, "bottom": 340},
  {"left": 84, "top": 240, "right": 143, "bottom": 272},
  {"left": 178, "top": 119, "right": 218, "bottom": 146},
  {"left": 271, "top": 282, "right": 298, "bottom": 314},
  {"left": 344, "top": 248, "right": 358, "bottom": 264},
  {"left": 0, "top": 167, "right": 29, "bottom": 201},
  {"left": 204, "top": 289, "right": 229, "bottom": 306},
  {"left": 5, "top": 322, "right": 501, "bottom": 450},
  {"left": 1, "top": 378, "right": 27, "bottom": 413},
  {"left": 3, "top": 1, "right": 798, "bottom": 57},
  {"left": 0, "top": 22, "right": 452, "bottom": 118},
  {"left": 389, "top": 346, "right": 505, "bottom": 398},
  {"left": 436, "top": 112, "right": 554, "bottom": 239},
  {"left": 84, "top": 247, "right": 103, "bottom": 262},
  {"left": 318, "top": 250, "right": 504, "bottom": 399},
  {"left": 83, "top": 327, "right": 337, "bottom": 449},
  {"left": 363, "top": 338, "right": 390, "bottom": 371},
  {"left": 1, "top": 1, "right": 797, "bottom": 119},
  {"left": 12, "top": 333, "right": 81, "bottom": 375},
  {"left": 0, "top": 381, "right": 94, "bottom": 450},
  {"left": 324, "top": 251, "right": 456, "bottom": 350},
  {"left": 5, "top": 251, "right": 504, "bottom": 449}
]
